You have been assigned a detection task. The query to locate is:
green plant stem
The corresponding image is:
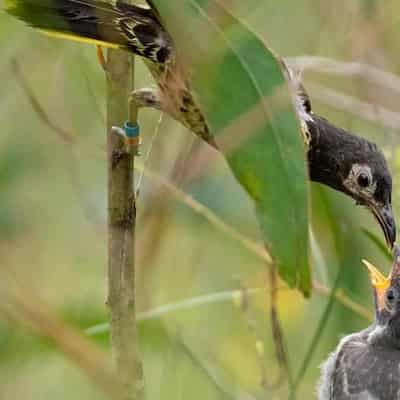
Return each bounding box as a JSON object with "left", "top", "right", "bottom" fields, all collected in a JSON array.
[
  {"left": 291, "top": 267, "right": 343, "bottom": 395},
  {"left": 106, "top": 48, "right": 145, "bottom": 400}
]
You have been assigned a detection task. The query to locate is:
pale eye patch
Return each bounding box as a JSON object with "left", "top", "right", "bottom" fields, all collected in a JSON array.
[{"left": 344, "top": 164, "right": 377, "bottom": 198}]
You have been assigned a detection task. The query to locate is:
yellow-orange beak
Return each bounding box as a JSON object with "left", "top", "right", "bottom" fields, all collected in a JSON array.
[{"left": 362, "top": 259, "right": 390, "bottom": 312}]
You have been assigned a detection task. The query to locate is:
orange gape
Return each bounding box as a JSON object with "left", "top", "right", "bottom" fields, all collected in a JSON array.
[{"left": 362, "top": 259, "right": 391, "bottom": 312}]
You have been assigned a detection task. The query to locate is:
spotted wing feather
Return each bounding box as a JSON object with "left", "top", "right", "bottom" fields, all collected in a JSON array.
[{"left": 6, "top": 0, "right": 172, "bottom": 63}]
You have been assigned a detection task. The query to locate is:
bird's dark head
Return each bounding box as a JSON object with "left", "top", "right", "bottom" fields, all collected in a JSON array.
[
  {"left": 307, "top": 115, "right": 395, "bottom": 248},
  {"left": 363, "top": 245, "right": 400, "bottom": 339}
]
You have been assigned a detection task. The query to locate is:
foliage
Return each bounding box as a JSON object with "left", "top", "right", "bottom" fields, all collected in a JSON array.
[
  {"left": 1, "top": 0, "right": 400, "bottom": 399},
  {"left": 153, "top": 0, "right": 310, "bottom": 294}
]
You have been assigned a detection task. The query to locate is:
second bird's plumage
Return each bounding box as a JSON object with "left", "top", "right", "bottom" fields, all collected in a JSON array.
[{"left": 5, "top": 0, "right": 396, "bottom": 246}]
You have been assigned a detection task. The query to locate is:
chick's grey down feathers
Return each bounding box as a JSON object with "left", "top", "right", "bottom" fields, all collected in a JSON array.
[
  {"left": 319, "top": 246, "right": 400, "bottom": 400},
  {"left": 319, "top": 327, "right": 400, "bottom": 400}
]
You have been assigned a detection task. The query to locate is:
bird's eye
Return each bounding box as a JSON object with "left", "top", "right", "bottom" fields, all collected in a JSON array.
[
  {"left": 386, "top": 288, "right": 397, "bottom": 306},
  {"left": 357, "top": 172, "right": 371, "bottom": 188}
]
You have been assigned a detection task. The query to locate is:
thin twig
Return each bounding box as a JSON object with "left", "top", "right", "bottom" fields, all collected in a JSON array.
[
  {"left": 135, "top": 111, "right": 163, "bottom": 196},
  {"left": 12, "top": 58, "right": 104, "bottom": 229},
  {"left": 289, "top": 56, "right": 400, "bottom": 133},
  {"left": 11, "top": 58, "right": 76, "bottom": 144},
  {"left": 287, "top": 56, "right": 400, "bottom": 95},
  {"left": 177, "top": 339, "right": 238, "bottom": 400},
  {"left": 0, "top": 277, "right": 122, "bottom": 398},
  {"left": 307, "top": 82, "right": 400, "bottom": 131},
  {"left": 268, "top": 266, "right": 293, "bottom": 393},
  {"left": 86, "top": 287, "right": 265, "bottom": 335},
  {"left": 136, "top": 162, "right": 273, "bottom": 262},
  {"left": 85, "top": 283, "right": 372, "bottom": 337},
  {"left": 177, "top": 337, "right": 257, "bottom": 400},
  {"left": 11, "top": 66, "right": 372, "bottom": 324},
  {"left": 292, "top": 265, "right": 344, "bottom": 394},
  {"left": 313, "top": 281, "right": 372, "bottom": 321},
  {"left": 233, "top": 283, "right": 284, "bottom": 391},
  {"left": 106, "top": 47, "right": 145, "bottom": 400},
  {"left": 137, "top": 163, "right": 373, "bottom": 320},
  {"left": 13, "top": 45, "right": 145, "bottom": 400},
  {"left": 290, "top": 188, "right": 370, "bottom": 396}
]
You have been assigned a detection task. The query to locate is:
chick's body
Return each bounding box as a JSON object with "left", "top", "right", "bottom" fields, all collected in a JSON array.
[{"left": 319, "top": 249, "right": 400, "bottom": 400}]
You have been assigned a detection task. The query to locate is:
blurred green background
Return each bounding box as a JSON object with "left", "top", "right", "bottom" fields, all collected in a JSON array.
[{"left": 0, "top": 0, "right": 399, "bottom": 398}]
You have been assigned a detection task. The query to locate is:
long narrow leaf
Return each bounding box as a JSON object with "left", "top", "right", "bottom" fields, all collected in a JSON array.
[{"left": 152, "top": 0, "right": 310, "bottom": 294}]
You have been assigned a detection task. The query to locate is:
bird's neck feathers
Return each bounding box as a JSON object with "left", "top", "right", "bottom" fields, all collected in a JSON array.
[
  {"left": 387, "top": 315, "right": 400, "bottom": 346},
  {"left": 368, "top": 317, "right": 400, "bottom": 349}
]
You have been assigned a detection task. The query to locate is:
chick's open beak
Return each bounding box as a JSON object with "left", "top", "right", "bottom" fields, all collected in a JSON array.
[
  {"left": 362, "top": 259, "right": 390, "bottom": 312},
  {"left": 362, "top": 259, "right": 389, "bottom": 288},
  {"left": 362, "top": 245, "right": 400, "bottom": 313},
  {"left": 370, "top": 203, "right": 396, "bottom": 249}
]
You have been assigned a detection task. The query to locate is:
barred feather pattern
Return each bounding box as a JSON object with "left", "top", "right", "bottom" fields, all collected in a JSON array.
[
  {"left": 6, "top": 0, "right": 309, "bottom": 148},
  {"left": 113, "top": 7, "right": 171, "bottom": 63},
  {"left": 6, "top": 0, "right": 172, "bottom": 62}
]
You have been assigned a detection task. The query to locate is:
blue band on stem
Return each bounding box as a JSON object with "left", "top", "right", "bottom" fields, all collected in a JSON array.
[{"left": 123, "top": 121, "right": 140, "bottom": 138}]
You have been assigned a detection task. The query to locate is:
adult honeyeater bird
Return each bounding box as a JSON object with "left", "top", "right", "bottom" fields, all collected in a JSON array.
[
  {"left": 5, "top": 0, "right": 396, "bottom": 247},
  {"left": 318, "top": 245, "right": 400, "bottom": 400}
]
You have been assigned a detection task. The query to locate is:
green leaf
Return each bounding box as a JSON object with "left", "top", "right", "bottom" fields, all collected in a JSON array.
[
  {"left": 362, "top": 228, "right": 392, "bottom": 261},
  {"left": 152, "top": 0, "right": 310, "bottom": 294}
]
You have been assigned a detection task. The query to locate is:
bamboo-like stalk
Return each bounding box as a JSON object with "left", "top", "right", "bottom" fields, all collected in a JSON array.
[{"left": 106, "top": 48, "right": 145, "bottom": 400}]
